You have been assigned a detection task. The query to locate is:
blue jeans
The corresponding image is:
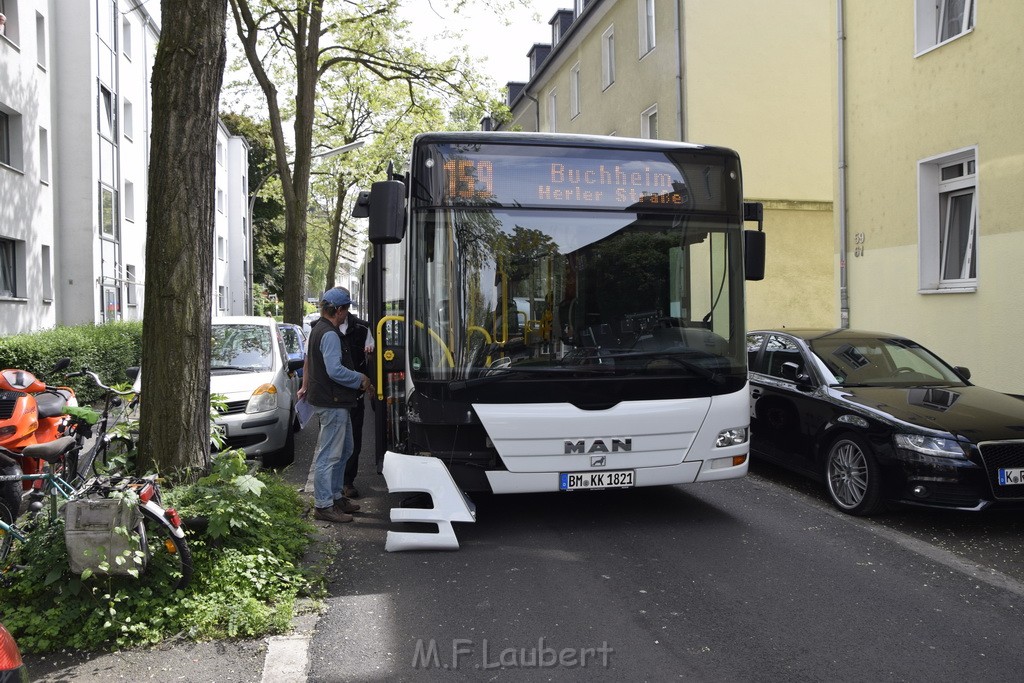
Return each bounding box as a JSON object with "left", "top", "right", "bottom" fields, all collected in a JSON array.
[{"left": 312, "top": 406, "right": 354, "bottom": 509}]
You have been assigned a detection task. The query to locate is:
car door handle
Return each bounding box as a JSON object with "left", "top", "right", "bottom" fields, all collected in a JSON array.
[{"left": 751, "top": 389, "right": 762, "bottom": 398}]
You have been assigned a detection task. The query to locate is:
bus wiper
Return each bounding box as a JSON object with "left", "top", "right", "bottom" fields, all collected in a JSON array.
[
  {"left": 597, "top": 351, "right": 725, "bottom": 383},
  {"left": 448, "top": 370, "right": 515, "bottom": 391}
]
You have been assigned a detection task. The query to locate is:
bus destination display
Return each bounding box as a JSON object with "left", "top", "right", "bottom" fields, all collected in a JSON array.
[{"left": 426, "top": 146, "right": 730, "bottom": 211}]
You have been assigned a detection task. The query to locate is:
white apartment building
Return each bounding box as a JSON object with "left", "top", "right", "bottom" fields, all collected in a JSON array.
[{"left": 0, "top": 0, "right": 251, "bottom": 335}]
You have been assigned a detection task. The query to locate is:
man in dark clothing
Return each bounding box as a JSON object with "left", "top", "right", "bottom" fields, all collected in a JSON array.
[
  {"left": 338, "top": 311, "right": 373, "bottom": 498},
  {"left": 299, "top": 288, "right": 373, "bottom": 524}
]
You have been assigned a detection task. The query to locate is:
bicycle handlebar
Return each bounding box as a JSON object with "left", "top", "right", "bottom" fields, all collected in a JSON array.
[{"left": 66, "top": 367, "right": 136, "bottom": 397}]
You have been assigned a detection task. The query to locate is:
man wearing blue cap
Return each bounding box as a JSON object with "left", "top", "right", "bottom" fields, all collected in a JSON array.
[{"left": 301, "top": 287, "right": 374, "bottom": 523}]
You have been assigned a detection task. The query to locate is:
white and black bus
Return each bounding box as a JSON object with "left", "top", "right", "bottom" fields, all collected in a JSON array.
[{"left": 354, "top": 131, "right": 765, "bottom": 495}]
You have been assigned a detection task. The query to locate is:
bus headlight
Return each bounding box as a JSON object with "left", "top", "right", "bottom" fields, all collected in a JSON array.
[{"left": 716, "top": 427, "right": 748, "bottom": 448}]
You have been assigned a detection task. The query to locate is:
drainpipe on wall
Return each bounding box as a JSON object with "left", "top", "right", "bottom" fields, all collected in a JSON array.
[
  {"left": 674, "top": 0, "right": 686, "bottom": 141},
  {"left": 837, "top": 0, "right": 850, "bottom": 328},
  {"left": 524, "top": 91, "right": 540, "bottom": 132}
]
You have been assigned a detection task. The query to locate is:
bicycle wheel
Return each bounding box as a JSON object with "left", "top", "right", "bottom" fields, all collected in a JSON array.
[
  {"left": 137, "top": 505, "right": 193, "bottom": 591},
  {"left": 0, "top": 479, "right": 17, "bottom": 563}
]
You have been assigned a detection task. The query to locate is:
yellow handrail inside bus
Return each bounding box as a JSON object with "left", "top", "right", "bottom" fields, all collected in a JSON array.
[{"left": 373, "top": 315, "right": 456, "bottom": 400}]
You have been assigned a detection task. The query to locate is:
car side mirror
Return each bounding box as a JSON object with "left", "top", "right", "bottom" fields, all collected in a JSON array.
[
  {"left": 953, "top": 366, "right": 971, "bottom": 381},
  {"left": 781, "top": 361, "right": 813, "bottom": 388}
]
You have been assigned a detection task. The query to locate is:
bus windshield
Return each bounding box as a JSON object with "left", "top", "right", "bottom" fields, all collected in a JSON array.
[{"left": 407, "top": 206, "right": 746, "bottom": 385}]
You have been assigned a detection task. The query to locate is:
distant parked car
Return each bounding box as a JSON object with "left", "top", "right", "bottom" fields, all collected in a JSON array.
[
  {"left": 302, "top": 312, "right": 320, "bottom": 338},
  {"left": 278, "top": 323, "right": 307, "bottom": 379},
  {"left": 211, "top": 316, "right": 303, "bottom": 468},
  {"left": 747, "top": 328, "right": 1024, "bottom": 515},
  {"left": 0, "top": 622, "right": 28, "bottom": 682}
]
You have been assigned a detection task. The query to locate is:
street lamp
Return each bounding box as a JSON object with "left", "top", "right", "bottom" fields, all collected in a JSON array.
[{"left": 246, "top": 140, "right": 365, "bottom": 314}]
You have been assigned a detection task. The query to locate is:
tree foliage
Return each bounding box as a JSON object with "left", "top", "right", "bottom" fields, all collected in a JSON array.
[{"left": 228, "top": 0, "right": 513, "bottom": 322}]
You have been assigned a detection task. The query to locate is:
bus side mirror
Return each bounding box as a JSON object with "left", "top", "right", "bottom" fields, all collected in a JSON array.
[
  {"left": 352, "top": 191, "right": 370, "bottom": 218},
  {"left": 366, "top": 180, "right": 407, "bottom": 245},
  {"left": 744, "top": 229, "right": 766, "bottom": 281}
]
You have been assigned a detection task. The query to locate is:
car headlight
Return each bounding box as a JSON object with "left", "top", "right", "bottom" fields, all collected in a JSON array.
[
  {"left": 246, "top": 384, "right": 279, "bottom": 414},
  {"left": 716, "top": 427, "right": 749, "bottom": 448},
  {"left": 894, "top": 433, "right": 967, "bottom": 459}
]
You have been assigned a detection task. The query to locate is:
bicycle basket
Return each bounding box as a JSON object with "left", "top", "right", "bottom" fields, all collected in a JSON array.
[{"left": 63, "top": 497, "right": 145, "bottom": 575}]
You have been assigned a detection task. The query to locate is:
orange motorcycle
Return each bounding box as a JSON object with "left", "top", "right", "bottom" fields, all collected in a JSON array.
[{"left": 0, "top": 358, "right": 78, "bottom": 487}]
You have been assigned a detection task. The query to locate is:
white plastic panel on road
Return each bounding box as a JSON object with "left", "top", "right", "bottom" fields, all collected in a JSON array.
[{"left": 382, "top": 451, "right": 476, "bottom": 551}]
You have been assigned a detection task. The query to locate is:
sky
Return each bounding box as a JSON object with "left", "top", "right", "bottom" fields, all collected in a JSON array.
[{"left": 397, "top": 0, "right": 566, "bottom": 87}]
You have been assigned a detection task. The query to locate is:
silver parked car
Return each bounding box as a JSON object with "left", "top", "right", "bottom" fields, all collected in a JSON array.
[{"left": 211, "top": 316, "right": 303, "bottom": 468}]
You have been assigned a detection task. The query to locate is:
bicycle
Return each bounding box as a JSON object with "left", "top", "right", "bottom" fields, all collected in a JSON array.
[
  {"left": 63, "top": 366, "right": 140, "bottom": 479},
  {"left": 0, "top": 437, "right": 192, "bottom": 590}
]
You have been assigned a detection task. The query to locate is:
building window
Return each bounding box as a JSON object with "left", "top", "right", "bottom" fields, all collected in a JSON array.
[
  {"left": 122, "top": 16, "right": 132, "bottom": 59},
  {"left": 569, "top": 63, "right": 581, "bottom": 118},
  {"left": 103, "top": 285, "right": 120, "bottom": 322},
  {"left": 39, "top": 126, "right": 49, "bottom": 183},
  {"left": 638, "top": 0, "right": 655, "bottom": 56},
  {"left": 97, "top": 0, "right": 115, "bottom": 48},
  {"left": 602, "top": 26, "right": 616, "bottom": 89},
  {"left": 36, "top": 11, "right": 46, "bottom": 68},
  {"left": 100, "top": 185, "right": 118, "bottom": 238},
  {"left": 124, "top": 180, "right": 134, "bottom": 222},
  {"left": 218, "top": 286, "right": 228, "bottom": 311},
  {"left": 0, "top": 0, "right": 19, "bottom": 43},
  {"left": 1, "top": 237, "right": 23, "bottom": 298},
  {"left": 98, "top": 84, "right": 115, "bottom": 139},
  {"left": 218, "top": 236, "right": 226, "bottom": 261},
  {"left": 217, "top": 141, "right": 224, "bottom": 166},
  {"left": 123, "top": 99, "right": 133, "bottom": 139},
  {"left": 915, "top": 0, "right": 974, "bottom": 54},
  {"left": 0, "top": 108, "right": 24, "bottom": 169},
  {"left": 918, "top": 147, "right": 977, "bottom": 292},
  {"left": 574, "top": 0, "right": 584, "bottom": 17},
  {"left": 217, "top": 188, "right": 225, "bottom": 213},
  {"left": 125, "top": 264, "right": 137, "bottom": 306},
  {"left": 641, "top": 104, "right": 658, "bottom": 139},
  {"left": 547, "top": 89, "right": 557, "bottom": 132},
  {"left": 41, "top": 244, "right": 52, "bottom": 301}
]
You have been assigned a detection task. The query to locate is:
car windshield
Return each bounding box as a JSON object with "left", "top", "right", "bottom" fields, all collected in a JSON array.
[
  {"left": 211, "top": 324, "right": 273, "bottom": 371},
  {"left": 808, "top": 336, "right": 967, "bottom": 386}
]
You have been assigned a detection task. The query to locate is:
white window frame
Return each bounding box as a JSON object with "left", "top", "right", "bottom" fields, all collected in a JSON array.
[
  {"left": 915, "top": 0, "right": 975, "bottom": 55},
  {"left": 0, "top": 0, "right": 20, "bottom": 44},
  {"left": 638, "top": 0, "right": 655, "bottom": 57},
  {"left": 0, "top": 237, "right": 25, "bottom": 299},
  {"left": 123, "top": 99, "right": 134, "bottom": 140},
  {"left": 124, "top": 180, "right": 135, "bottom": 222},
  {"left": 218, "top": 236, "right": 227, "bottom": 261},
  {"left": 574, "top": 0, "right": 584, "bottom": 18},
  {"left": 569, "top": 63, "right": 581, "bottom": 119},
  {"left": 41, "top": 244, "right": 52, "bottom": 301},
  {"left": 547, "top": 89, "right": 557, "bottom": 132},
  {"left": 100, "top": 184, "right": 118, "bottom": 239},
  {"left": 125, "top": 264, "right": 137, "bottom": 306},
  {"left": 217, "top": 188, "right": 225, "bottom": 213},
  {"left": 98, "top": 84, "right": 115, "bottom": 140},
  {"left": 122, "top": 16, "right": 132, "bottom": 59},
  {"left": 0, "top": 107, "right": 24, "bottom": 170},
  {"left": 640, "top": 104, "right": 658, "bottom": 139},
  {"left": 218, "top": 286, "right": 228, "bottom": 311},
  {"left": 39, "top": 126, "right": 48, "bottom": 183},
  {"left": 918, "top": 147, "right": 978, "bottom": 293},
  {"left": 36, "top": 11, "right": 47, "bottom": 69},
  {"left": 602, "top": 25, "right": 616, "bottom": 90}
]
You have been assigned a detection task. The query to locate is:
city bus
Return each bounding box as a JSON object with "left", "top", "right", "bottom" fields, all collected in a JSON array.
[{"left": 354, "top": 131, "right": 765, "bottom": 497}]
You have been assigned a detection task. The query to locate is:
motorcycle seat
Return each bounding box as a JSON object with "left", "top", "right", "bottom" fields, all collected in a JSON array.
[{"left": 35, "top": 390, "right": 69, "bottom": 419}]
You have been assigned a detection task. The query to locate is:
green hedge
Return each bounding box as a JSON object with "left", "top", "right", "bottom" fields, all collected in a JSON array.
[{"left": 0, "top": 322, "right": 143, "bottom": 404}]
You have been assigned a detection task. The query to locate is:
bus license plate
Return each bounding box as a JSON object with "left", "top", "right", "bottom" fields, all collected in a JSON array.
[
  {"left": 998, "top": 468, "right": 1024, "bottom": 485},
  {"left": 560, "top": 470, "right": 634, "bottom": 491}
]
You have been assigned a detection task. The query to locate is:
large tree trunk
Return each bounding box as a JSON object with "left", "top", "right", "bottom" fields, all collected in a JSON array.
[{"left": 138, "top": 0, "right": 228, "bottom": 478}]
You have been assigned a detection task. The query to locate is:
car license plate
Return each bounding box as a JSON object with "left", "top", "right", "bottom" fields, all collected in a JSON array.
[
  {"left": 998, "top": 468, "right": 1024, "bottom": 485},
  {"left": 560, "top": 470, "right": 634, "bottom": 491}
]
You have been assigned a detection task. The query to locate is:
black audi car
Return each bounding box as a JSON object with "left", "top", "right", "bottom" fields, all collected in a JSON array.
[{"left": 746, "top": 328, "right": 1024, "bottom": 515}]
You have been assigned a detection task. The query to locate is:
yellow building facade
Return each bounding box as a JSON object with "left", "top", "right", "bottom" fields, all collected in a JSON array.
[
  {"left": 501, "top": 0, "right": 836, "bottom": 330},
  {"left": 841, "top": 0, "right": 1023, "bottom": 392}
]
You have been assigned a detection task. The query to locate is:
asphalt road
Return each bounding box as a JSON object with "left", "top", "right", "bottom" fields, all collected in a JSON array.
[
  {"left": 305, "top": 409, "right": 1024, "bottom": 682},
  {"left": 22, "top": 402, "right": 1024, "bottom": 681}
]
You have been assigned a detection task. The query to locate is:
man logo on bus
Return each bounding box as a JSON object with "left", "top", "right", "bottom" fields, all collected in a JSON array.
[{"left": 564, "top": 439, "right": 632, "bottom": 454}]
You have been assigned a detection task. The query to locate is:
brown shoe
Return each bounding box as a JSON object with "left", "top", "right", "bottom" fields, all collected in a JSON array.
[
  {"left": 343, "top": 485, "right": 361, "bottom": 499},
  {"left": 314, "top": 506, "right": 353, "bottom": 523},
  {"left": 334, "top": 497, "right": 360, "bottom": 513}
]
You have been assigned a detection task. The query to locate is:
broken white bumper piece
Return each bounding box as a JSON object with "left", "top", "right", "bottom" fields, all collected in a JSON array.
[{"left": 382, "top": 451, "right": 476, "bottom": 551}]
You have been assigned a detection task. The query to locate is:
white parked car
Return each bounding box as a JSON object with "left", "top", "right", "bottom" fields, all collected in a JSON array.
[{"left": 211, "top": 316, "right": 303, "bottom": 468}]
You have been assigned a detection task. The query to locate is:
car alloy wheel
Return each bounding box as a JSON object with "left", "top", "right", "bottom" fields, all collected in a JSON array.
[{"left": 825, "top": 434, "right": 883, "bottom": 516}]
